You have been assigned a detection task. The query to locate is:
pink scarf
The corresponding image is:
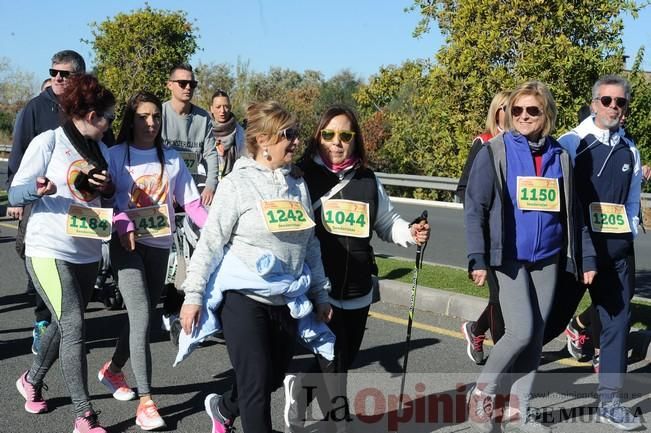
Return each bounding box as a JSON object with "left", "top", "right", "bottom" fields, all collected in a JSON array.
[{"left": 318, "top": 152, "right": 360, "bottom": 173}]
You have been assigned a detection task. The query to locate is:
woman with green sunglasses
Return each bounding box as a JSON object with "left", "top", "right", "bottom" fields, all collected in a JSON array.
[{"left": 286, "top": 106, "right": 430, "bottom": 432}]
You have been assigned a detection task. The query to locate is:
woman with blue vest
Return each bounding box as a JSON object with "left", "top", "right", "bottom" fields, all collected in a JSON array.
[{"left": 464, "top": 81, "right": 597, "bottom": 433}]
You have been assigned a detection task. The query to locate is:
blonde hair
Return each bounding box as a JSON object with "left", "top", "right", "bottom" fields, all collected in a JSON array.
[
  {"left": 485, "top": 90, "right": 511, "bottom": 136},
  {"left": 245, "top": 101, "right": 297, "bottom": 157},
  {"left": 505, "top": 81, "right": 557, "bottom": 137}
]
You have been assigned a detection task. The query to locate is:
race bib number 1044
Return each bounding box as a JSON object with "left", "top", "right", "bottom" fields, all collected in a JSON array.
[{"left": 321, "top": 199, "right": 370, "bottom": 238}]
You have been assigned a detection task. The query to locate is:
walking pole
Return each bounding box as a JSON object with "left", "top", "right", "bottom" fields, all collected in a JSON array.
[{"left": 398, "top": 210, "right": 428, "bottom": 413}]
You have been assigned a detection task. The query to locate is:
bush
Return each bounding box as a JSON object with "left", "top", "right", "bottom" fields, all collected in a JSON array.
[{"left": 0, "top": 110, "right": 15, "bottom": 137}]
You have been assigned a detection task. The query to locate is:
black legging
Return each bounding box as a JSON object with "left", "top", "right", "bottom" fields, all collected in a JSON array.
[
  {"left": 292, "top": 304, "right": 370, "bottom": 432},
  {"left": 217, "top": 291, "right": 297, "bottom": 433}
]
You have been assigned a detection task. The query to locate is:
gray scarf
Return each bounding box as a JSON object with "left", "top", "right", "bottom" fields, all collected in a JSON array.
[
  {"left": 528, "top": 136, "right": 547, "bottom": 154},
  {"left": 212, "top": 115, "right": 237, "bottom": 150},
  {"left": 212, "top": 114, "right": 238, "bottom": 177}
]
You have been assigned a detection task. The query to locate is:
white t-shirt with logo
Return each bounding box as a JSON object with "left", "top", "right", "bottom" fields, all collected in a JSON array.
[
  {"left": 108, "top": 143, "right": 200, "bottom": 249},
  {"left": 11, "top": 127, "right": 109, "bottom": 264}
]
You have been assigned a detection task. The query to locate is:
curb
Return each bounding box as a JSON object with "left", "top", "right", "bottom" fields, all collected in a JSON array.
[{"left": 377, "top": 278, "right": 651, "bottom": 361}]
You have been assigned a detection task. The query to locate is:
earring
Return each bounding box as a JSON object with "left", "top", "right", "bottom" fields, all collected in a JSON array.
[{"left": 262, "top": 147, "right": 270, "bottom": 160}]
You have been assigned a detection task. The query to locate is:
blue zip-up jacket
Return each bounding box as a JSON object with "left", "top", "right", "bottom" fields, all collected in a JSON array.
[
  {"left": 558, "top": 117, "right": 641, "bottom": 259},
  {"left": 465, "top": 132, "right": 596, "bottom": 275},
  {"left": 503, "top": 132, "right": 563, "bottom": 262}
]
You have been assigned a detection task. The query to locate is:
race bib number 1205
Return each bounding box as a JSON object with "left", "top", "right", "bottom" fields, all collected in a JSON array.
[{"left": 589, "top": 202, "right": 631, "bottom": 234}]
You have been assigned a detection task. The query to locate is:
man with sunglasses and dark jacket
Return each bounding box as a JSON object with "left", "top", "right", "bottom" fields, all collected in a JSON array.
[
  {"left": 6, "top": 50, "right": 88, "bottom": 356},
  {"left": 559, "top": 75, "right": 642, "bottom": 431}
]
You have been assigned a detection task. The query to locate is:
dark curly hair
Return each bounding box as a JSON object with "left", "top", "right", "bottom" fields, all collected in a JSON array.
[{"left": 58, "top": 74, "right": 115, "bottom": 119}]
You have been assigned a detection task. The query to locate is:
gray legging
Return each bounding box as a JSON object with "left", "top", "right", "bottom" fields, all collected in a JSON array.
[
  {"left": 25, "top": 257, "right": 98, "bottom": 418},
  {"left": 476, "top": 254, "right": 558, "bottom": 414},
  {"left": 109, "top": 236, "right": 168, "bottom": 396}
]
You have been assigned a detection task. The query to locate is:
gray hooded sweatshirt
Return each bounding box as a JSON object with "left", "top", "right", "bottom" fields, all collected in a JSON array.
[{"left": 182, "top": 156, "right": 331, "bottom": 306}]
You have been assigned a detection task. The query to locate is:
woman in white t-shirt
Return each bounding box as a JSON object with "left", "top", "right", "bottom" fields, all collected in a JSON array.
[
  {"left": 97, "top": 92, "right": 207, "bottom": 431},
  {"left": 10, "top": 74, "right": 116, "bottom": 433}
]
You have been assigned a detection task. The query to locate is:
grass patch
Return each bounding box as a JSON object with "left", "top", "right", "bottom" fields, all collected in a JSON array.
[
  {"left": 0, "top": 189, "right": 7, "bottom": 202},
  {"left": 377, "top": 256, "right": 651, "bottom": 330}
]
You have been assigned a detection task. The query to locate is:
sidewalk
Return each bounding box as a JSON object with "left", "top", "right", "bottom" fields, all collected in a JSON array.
[{"left": 378, "top": 278, "right": 651, "bottom": 361}]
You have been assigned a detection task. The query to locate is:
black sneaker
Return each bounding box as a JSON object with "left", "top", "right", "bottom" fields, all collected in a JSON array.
[
  {"left": 564, "top": 320, "right": 590, "bottom": 361},
  {"left": 462, "top": 321, "right": 485, "bottom": 364},
  {"left": 598, "top": 397, "right": 642, "bottom": 431},
  {"left": 170, "top": 316, "right": 182, "bottom": 347},
  {"left": 592, "top": 353, "right": 600, "bottom": 373}
]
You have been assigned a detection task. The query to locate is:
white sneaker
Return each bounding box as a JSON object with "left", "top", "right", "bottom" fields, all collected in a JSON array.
[
  {"left": 161, "top": 314, "right": 177, "bottom": 332},
  {"left": 284, "top": 374, "right": 297, "bottom": 428}
]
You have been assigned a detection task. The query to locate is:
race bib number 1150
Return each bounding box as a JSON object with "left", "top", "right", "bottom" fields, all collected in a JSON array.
[{"left": 516, "top": 176, "right": 561, "bottom": 212}]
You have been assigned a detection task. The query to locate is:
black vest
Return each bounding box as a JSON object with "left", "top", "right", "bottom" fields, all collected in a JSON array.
[{"left": 300, "top": 158, "right": 379, "bottom": 300}]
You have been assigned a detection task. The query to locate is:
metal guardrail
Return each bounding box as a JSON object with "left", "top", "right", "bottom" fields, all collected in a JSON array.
[
  {"left": 375, "top": 172, "right": 458, "bottom": 192},
  {"left": 376, "top": 171, "right": 651, "bottom": 201},
  {"left": 1, "top": 148, "right": 649, "bottom": 201}
]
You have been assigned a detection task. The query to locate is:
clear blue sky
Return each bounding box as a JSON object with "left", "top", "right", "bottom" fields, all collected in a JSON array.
[{"left": 1, "top": 0, "right": 650, "bottom": 89}]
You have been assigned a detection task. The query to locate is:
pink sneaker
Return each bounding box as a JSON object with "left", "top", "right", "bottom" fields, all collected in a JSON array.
[
  {"left": 136, "top": 400, "right": 166, "bottom": 431},
  {"left": 15, "top": 371, "right": 48, "bottom": 414},
  {"left": 205, "top": 394, "right": 235, "bottom": 433},
  {"left": 97, "top": 361, "right": 135, "bottom": 401},
  {"left": 73, "top": 410, "right": 107, "bottom": 433}
]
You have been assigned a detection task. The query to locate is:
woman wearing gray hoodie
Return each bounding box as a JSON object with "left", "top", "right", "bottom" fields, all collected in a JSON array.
[{"left": 180, "top": 101, "right": 332, "bottom": 433}]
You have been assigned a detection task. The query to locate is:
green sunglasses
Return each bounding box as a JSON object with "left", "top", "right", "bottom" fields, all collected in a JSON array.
[{"left": 320, "top": 129, "right": 355, "bottom": 144}]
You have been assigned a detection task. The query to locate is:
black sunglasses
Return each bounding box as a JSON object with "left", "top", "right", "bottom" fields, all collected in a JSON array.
[
  {"left": 594, "top": 96, "right": 627, "bottom": 108},
  {"left": 279, "top": 127, "right": 300, "bottom": 141},
  {"left": 171, "top": 79, "right": 198, "bottom": 89},
  {"left": 49, "top": 68, "right": 73, "bottom": 79},
  {"left": 102, "top": 112, "right": 116, "bottom": 124},
  {"left": 511, "top": 106, "right": 542, "bottom": 117}
]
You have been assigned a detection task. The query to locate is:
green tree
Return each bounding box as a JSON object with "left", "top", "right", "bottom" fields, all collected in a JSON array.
[
  {"left": 86, "top": 4, "right": 198, "bottom": 130},
  {"left": 358, "top": 0, "right": 646, "bottom": 189},
  {"left": 315, "top": 70, "right": 363, "bottom": 113},
  {"left": 0, "top": 57, "right": 36, "bottom": 107},
  {"left": 408, "top": 0, "right": 645, "bottom": 135},
  {"left": 0, "top": 57, "right": 36, "bottom": 141},
  {"left": 625, "top": 47, "right": 651, "bottom": 189},
  {"left": 193, "top": 62, "right": 236, "bottom": 112}
]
